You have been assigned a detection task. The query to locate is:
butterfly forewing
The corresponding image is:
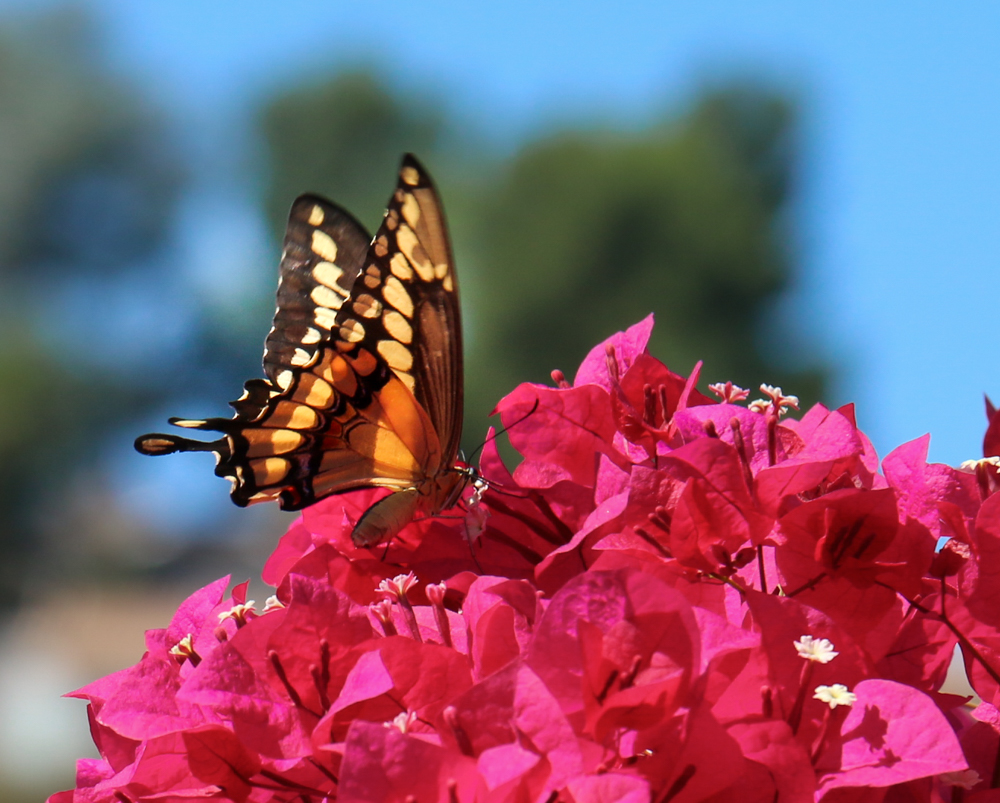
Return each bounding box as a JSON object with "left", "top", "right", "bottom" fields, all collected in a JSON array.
[
  {"left": 136, "top": 155, "right": 466, "bottom": 527},
  {"left": 263, "top": 194, "right": 371, "bottom": 387},
  {"left": 298, "top": 155, "right": 464, "bottom": 508},
  {"left": 336, "top": 156, "right": 463, "bottom": 466}
]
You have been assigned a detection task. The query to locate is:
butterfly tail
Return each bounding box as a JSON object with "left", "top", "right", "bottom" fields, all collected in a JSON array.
[{"left": 134, "top": 428, "right": 228, "bottom": 457}]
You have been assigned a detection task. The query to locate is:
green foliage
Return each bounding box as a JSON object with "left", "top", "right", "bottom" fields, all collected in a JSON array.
[
  {"left": 259, "top": 73, "right": 826, "bottom": 449},
  {"left": 466, "top": 86, "right": 823, "bottom": 428}
]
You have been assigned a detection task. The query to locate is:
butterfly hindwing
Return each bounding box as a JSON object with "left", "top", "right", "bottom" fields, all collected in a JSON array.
[
  {"left": 136, "top": 155, "right": 466, "bottom": 528},
  {"left": 263, "top": 194, "right": 371, "bottom": 387}
]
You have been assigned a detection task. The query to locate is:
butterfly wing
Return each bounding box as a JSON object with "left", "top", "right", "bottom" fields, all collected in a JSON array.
[
  {"left": 349, "top": 154, "right": 463, "bottom": 466},
  {"left": 136, "top": 155, "right": 464, "bottom": 518},
  {"left": 263, "top": 194, "right": 371, "bottom": 386}
]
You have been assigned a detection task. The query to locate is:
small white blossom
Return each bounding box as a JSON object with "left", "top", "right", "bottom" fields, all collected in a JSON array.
[
  {"left": 755, "top": 384, "right": 800, "bottom": 417},
  {"left": 794, "top": 635, "right": 839, "bottom": 664},
  {"left": 708, "top": 381, "right": 749, "bottom": 403},
  {"left": 378, "top": 572, "right": 418, "bottom": 601},
  {"left": 262, "top": 596, "right": 285, "bottom": 613},
  {"left": 218, "top": 601, "right": 256, "bottom": 625},
  {"left": 813, "top": 684, "right": 857, "bottom": 709},
  {"left": 169, "top": 634, "right": 196, "bottom": 660},
  {"left": 760, "top": 384, "right": 799, "bottom": 406},
  {"left": 939, "top": 769, "right": 980, "bottom": 790},
  {"left": 959, "top": 456, "right": 1000, "bottom": 472},
  {"left": 385, "top": 710, "right": 418, "bottom": 734}
]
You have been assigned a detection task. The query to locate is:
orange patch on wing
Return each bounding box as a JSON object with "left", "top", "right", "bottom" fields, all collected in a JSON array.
[
  {"left": 347, "top": 348, "right": 378, "bottom": 376},
  {"left": 373, "top": 375, "right": 441, "bottom": 473},
  {"left": 265, "top": 401, "right": 318, "bottom": 430},
  {"left": 243, "top": 428, "right": 304, "bottom": 457},
  {"left": 321, "top": 355, "right": 358, "bottom": 397},
  {"left": 390, "top": 252, "right": 413, "bottom": 280},
  {"left": 251, "top": 457, "right": 290, "bottom": 485},
  {"left": 293, "top": 374, "right": 336, "bottom": 408},
  {"left": 347, "top": 421, "right": 421, "bottom": 476}
]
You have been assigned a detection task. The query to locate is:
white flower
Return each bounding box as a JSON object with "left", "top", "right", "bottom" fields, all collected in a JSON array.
[
  {"left": 959, "top": 456, "right": 1000, "bottom": 472},
  {"left": 262, "top": 595, "right": 285, "bottom": 613},
  {"left": 385, "top": 711, "right": 418, "bottom": 734},
  {"left": 169, "top": 634, "right": 195, "bottom": 659},
  {"left": 708, "top": 381, "right": 749, "bottom": 403},
  {"left": 378, "top": 572, "right": 418, "bottom": 600},
  {"left": 218, "top": 601, "right": 256, "bottom": 623},
  {"left": 813, "top": 684, "right": 856, "bottom": 709},
  {"left": 939, "top": 769, "right": 980, "bottom": 790},
  {"left": 794, "top": 635, "right": 839, "bottom": 664}
]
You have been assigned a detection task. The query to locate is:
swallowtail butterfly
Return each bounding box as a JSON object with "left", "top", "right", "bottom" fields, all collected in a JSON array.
[{"left": 136, "top": 155, "right": 472, "bottom": 546}]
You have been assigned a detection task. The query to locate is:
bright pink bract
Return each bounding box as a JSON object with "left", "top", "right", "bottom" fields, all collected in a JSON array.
[{"left": 53, "top": 316, "right": 1000, "bottom": 802}]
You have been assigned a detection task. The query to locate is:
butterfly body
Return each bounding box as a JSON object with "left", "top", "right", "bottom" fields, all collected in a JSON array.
[{"left": 137, "top": 156, "right": 472, "bottom": 547}]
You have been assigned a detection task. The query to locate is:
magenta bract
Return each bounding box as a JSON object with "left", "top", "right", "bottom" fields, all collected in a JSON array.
[{"left": 54, "top": 317, "right": 1000, "bottom": 802}]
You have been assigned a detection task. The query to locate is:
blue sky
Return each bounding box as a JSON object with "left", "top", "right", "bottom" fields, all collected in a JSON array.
[{"left": 11, "top": 0, "right": 1000, "bottom": 466}]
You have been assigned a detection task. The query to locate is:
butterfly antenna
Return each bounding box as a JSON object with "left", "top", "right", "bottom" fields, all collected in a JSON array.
[{"left": 467, "top": 398, "right": 540, "bottom": 465}]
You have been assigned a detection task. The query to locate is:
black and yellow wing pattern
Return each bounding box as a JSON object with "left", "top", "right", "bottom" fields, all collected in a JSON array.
[{"left": 136, "top": 155, "right": 469, "bottom": 546}]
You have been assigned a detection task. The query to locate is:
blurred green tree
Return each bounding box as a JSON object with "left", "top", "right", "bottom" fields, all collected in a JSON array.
[
  {"left": 0, "top": 8, "right": 183, "bottom": 607},
  {"left": 467, "top": 86, "right": 824, "bottom": 428},
  {"left": 260, "top": 72, "right": 825, "bottom": 452}
]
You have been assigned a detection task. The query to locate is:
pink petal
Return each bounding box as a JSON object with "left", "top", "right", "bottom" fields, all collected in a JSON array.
[
  {"left": 817, "top": 679, "right": 968, "bottom": 792},
  {"left": 476, "top": 742, "right": 540, "bottom": 789},
  {"left": 339, "top": 721, "right": 477, "bottom": 803},
  {"left": 567, "top": 773, "right": 651, "bottom": 803},
  {"left": 727, "top": 720, "right": 815, "bottom": 803},
  {"left": 497, "top": 382, "right": 623, "bottom": 488},
  {"left": 574, "top": 315, "right": 655, "bottom": 390}
]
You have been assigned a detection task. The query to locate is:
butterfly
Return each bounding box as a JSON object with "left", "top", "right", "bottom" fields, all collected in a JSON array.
[{"left": 136, "top": 155, "right": 474, "bottom": 547}]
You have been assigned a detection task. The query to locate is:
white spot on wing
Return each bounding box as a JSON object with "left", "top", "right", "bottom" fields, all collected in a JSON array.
[
  {"left": 311, "top": 284, "right": 347, "bottom": 309},
  {"left": 313, "top": 261, "right": 344, "bottom": 289},
  {"left": 311, "top": 230, "right": 338, "bottom": 262},
  {"left": 291, "top": 348, "right": 312, "bottom": 366}
]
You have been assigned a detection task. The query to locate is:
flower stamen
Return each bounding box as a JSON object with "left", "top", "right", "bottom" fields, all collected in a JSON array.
[
  {"left": 709, "top": 381, "right": 749, "bottom": 403},
  {"left": 218, "top": 601, "right": 257, "bottom": 628},
  {"left": 169, "top": 634, "right": 200, "bottom": 667}
]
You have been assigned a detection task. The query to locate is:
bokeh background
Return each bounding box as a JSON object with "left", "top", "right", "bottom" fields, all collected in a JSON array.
[{"left": 0, "top": 2, "right": 996, "bottom": 799}]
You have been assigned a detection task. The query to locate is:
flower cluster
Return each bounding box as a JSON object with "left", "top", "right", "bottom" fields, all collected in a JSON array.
[{"left": 54, "top": 316, "right": 1000, "bottom": 802}]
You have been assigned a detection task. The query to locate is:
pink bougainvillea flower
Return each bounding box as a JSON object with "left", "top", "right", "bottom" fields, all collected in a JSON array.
[
  {"left": 573, "top": 315, "right": 656, "bottom": 391},
  {"left": 984, "top": 395, "right": 1000, "bottom": 458},
  {"left": 496, "top": 380, "right": 624, "bottom": 489},
  {"left": 815, "top": 679, "right": 968, "bottom": 793},
  {"left": 55, "top": 316, "right": 1000, "bottom": 803}
]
